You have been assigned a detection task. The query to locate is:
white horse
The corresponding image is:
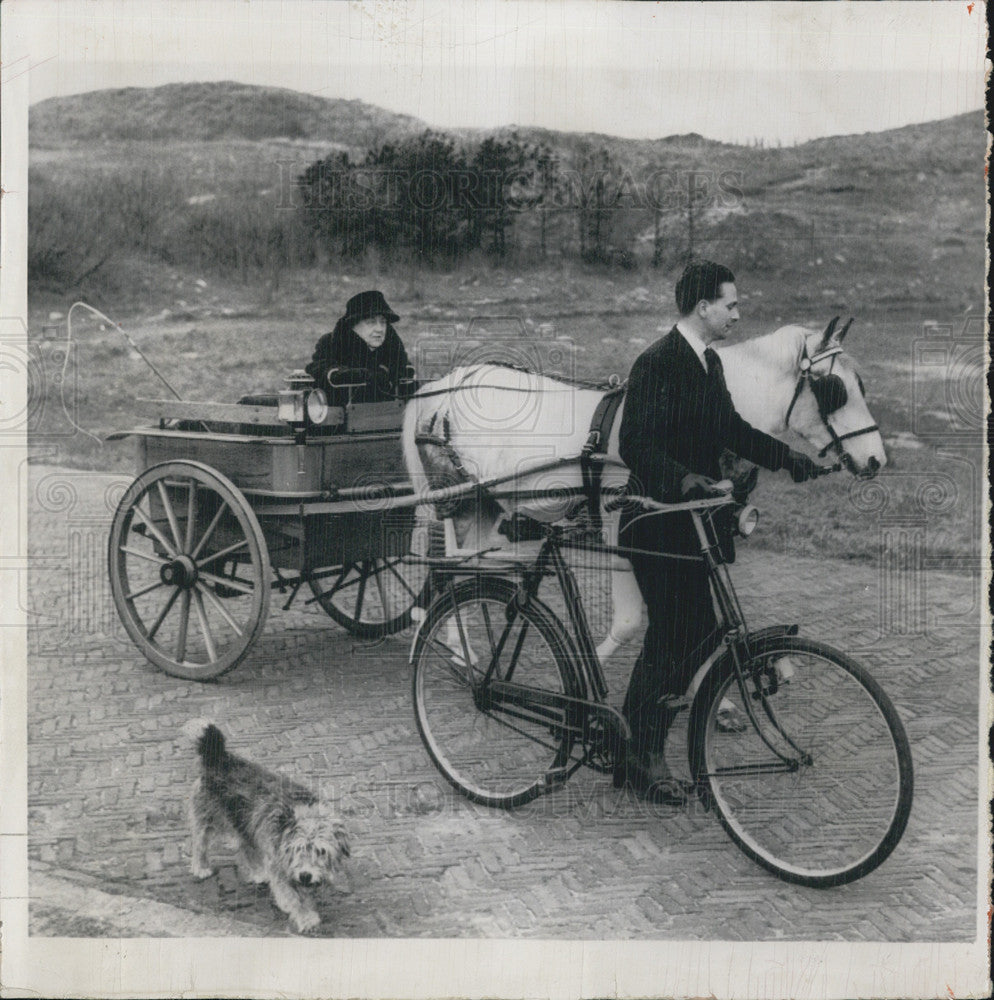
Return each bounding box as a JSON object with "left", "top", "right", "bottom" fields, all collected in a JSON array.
[{"left": 402, "top": 317, "right": 886, "bottom": 660}]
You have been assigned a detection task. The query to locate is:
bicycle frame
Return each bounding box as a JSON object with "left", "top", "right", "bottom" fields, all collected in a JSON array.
[{"left": 422, "top": 493, "right": 786, "bottom": 776}]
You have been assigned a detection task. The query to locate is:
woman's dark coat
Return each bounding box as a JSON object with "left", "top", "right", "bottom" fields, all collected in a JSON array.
[{"left": 305, "top": 319, "right": 413, "bottom": 403}]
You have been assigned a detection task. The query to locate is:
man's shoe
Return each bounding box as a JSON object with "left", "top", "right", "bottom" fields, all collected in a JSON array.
[{"left": 613, "top": 750, "right": 692, "bottom": 806}]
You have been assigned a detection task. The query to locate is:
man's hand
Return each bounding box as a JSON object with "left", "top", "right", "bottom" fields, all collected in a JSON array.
[
  {"left": 782, "top": 450, "right": 822, "bottom": 483},
  {"left": 680, "top": 473, "right": 726, "bottom": 500}
]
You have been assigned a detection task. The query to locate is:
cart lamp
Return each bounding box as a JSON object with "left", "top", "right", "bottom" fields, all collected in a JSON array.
[
  {"left": 305, "top": 389, "right": 331, "bottom": 426},
  {"left": 737, "top": 504, "right": 759, "bottom": 537},
  {"left": 278, "top": 389, "right": 306, "bottom": 426}
]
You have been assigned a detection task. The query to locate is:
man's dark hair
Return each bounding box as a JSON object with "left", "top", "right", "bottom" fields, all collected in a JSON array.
[{"left": 675, "top": 260, "right": 736, "bottom": 315}]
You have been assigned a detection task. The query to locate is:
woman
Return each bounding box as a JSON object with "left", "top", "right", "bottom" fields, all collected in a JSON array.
[{"left": 306, "top": 290, "right": 414, "bottom": 403}]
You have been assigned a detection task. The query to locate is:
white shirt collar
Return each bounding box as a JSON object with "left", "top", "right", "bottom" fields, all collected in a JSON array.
[{"left": 675, "top": 324, "right": 709, "bottom": 371}]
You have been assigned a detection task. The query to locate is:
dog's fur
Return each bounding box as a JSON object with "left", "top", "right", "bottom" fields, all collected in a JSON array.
[{"left": 184, "top": 720, "right": 350, "bottom": 933}]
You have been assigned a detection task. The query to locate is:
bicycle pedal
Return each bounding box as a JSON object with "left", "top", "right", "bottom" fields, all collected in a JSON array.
[{"left": 542, "top": 767, "right": 570, "bottom": 788}]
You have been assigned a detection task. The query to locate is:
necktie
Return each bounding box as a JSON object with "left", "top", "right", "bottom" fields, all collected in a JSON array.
[{"left": 704, "top": 347, "right": 719, "bottom": 379}]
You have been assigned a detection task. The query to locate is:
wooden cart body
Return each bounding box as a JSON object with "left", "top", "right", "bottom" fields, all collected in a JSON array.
[{"left": 107, "top": 391, "right": 432, "bottom": 680}]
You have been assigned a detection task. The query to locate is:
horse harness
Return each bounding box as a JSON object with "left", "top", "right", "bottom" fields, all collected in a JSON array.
[
  {"left": 784, "top": 343, "right": 879, "bottom": 474},
  {"left": 580, "top": 382, "right": 627, "bottom": 533}
]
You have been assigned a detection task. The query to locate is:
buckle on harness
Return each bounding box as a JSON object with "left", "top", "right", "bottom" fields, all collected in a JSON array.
[{"left": 582, "top": 429, "right": 601, "bottom": 455}]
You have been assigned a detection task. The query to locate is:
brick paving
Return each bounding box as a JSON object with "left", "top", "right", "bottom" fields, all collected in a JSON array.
[{"left": 23, "top": 465, "right": 984, "bottom": 939}]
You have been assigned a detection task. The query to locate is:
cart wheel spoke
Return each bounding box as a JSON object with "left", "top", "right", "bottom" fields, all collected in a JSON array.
[
  {"left": 195, "top": 583, "right": 244, "bottom": 636},
  {"left": 191, "top": 589, "right": 218, "bottom": 663},
  {"left": 353, "top": 562, "right": 369, "bottom": 622},
  {"left": 196, "top": 538, "right": 249, "bottom": 568},
  {"left": 147, "top": 587, "right": 181, "bottom": 641},
  {"left": 381, "top": 556, "right": 421, "bottom": 602},
  {"left": 190, "top": 500, "right": 230, "bottom": 561},
  {"left": 197, "top": 568, "right": 256, "bottom": 595},
  {"left": 372, "top": 560, "right": 391, "bottom": 615},
  {"left": 123, "top": 577, "right": 169, "bottom": 602},
  {"left": 185, "top": 480, "right": 197, "bottom": 551},
  {"left": 128, "top": 501, "right": 177, "bottom": 559},
  {"left": 117, "top": 544, "right": 169, "bottom": 566},
  {"left": 156, "top": 480, "right": 184, "bottom": 551},
  {"left": 109, "top": 462, "right": 270, "bottom": 680},
  {"left": 175, "top": 590, "right": 191, "bottom": 662}
]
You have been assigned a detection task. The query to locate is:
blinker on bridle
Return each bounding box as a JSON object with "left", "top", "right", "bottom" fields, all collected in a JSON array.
[{"left": 784, "top": 343, "right": 880, "bottom": 474}]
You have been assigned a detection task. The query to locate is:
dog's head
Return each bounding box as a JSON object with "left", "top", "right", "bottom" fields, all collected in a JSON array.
[{"left": 278, "top": 803, "right": 350, "bottom": 888}]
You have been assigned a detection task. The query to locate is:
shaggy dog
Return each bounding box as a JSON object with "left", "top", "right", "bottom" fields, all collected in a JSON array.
[{"left": 184, "top": 721, "right": 350, "bottom": 933}]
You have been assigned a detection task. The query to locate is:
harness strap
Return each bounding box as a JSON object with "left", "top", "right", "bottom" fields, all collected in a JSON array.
[
  {"left": 784, "top": 343, "right": 877, "bottom": 471},
  {"left": 580, "top": 385, "right": 626, "bottom": 534}
]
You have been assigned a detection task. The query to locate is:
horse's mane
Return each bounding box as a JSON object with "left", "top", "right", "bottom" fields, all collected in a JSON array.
[{"left": 725, "top": 325, "right": 809, "bottom": 371}]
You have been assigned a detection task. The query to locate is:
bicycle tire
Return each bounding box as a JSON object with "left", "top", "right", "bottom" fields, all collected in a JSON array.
[
  {"left": 412, "top": 576, "right": 581, "bottom": 809},
  {"left": 689, "top": 635, "right": 913, "bottom": 888}
]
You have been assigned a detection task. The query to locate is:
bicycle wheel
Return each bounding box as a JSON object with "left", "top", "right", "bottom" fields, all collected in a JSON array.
[
  {"left": 412, "top": 576, "right": 581, "bottom": 808},
  {"left": 689, "top": 635, "right": 913, "bottom": 888}
]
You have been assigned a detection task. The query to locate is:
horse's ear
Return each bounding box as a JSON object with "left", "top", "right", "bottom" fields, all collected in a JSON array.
[
  {"left": 837, "top": 317, "right": 854, "bottom": 343},
  {"left": 818, "top": 316, "right": 840, "bottom": 350}
]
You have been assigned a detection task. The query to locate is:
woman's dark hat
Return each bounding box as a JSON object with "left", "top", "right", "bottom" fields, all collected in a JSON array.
[{"left": 342, "top": 290, "right": 399, "bottom": 325}]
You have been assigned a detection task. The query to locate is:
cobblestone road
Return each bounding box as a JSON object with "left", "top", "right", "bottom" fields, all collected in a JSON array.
[{"left": 23, "top": 465, "right": 984, "bottom": 939}]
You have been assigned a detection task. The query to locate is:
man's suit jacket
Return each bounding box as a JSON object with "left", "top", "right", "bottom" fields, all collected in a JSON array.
[{"left": 618, "top": 326, "right": 789, "bottom": 556}]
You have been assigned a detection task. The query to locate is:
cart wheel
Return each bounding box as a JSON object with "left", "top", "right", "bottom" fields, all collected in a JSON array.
[
  {"left": 307, "top": 507, "right": 439, "bottom": 640},
  {"left": 108, "top": 461, "right": 271, "bottom": 680}
]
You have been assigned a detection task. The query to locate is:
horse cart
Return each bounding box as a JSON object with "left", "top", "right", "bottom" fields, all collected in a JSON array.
[{"left": 107, "top": 377, "right": 433, "bottom": 680}]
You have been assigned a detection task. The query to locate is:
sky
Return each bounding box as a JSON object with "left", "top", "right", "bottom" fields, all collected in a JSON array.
[{"left": 3, "top": 0, "right": 988, "bottom": 145}]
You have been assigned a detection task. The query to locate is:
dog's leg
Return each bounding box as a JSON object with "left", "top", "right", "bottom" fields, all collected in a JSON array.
[
  {"left": 237, "top": 843, "right": 268, "bottom": 885},
  {"left": 267, "top": 869, "right": 320, "bottom": 933},
  {"left": 189, "top": 780, "right": 216, "bottom": 880}
]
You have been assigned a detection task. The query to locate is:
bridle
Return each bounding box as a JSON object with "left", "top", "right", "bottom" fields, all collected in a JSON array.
[{"left": 784, "top": 343, "right": 880, "bottom": 475}]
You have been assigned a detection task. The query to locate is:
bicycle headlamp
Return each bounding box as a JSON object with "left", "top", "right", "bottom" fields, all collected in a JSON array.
[
  {"left": 737, "top": 504, "right": 759, "bottom": 537},
  {"left": 306, "top": 388, "right": 330, "bottom": 425}
]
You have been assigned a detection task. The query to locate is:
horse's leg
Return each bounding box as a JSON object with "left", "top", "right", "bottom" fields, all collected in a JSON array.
[
  {"left": 440, "top": 498, "right": 506, "bottom": 664},
  {"left": 597, "top": 565, "right": 645, "bottom": 663}
]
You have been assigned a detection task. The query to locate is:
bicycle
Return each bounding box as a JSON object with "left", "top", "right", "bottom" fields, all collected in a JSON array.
[{"left": 410, "top": 488, "right": 914, "bottom": 888}]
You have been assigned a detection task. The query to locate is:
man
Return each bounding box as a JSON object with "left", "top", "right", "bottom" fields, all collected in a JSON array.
[{"left": 616, "top": 260, "right": 820, "bottom": 805}]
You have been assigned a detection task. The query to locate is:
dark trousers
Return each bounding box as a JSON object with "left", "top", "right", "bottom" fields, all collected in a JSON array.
[{"left": 622, "top": 550, "right": 719, "bottom": 756}]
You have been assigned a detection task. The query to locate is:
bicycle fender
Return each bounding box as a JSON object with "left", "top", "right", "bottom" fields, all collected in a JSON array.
[
  {"left": 748, "top": 624, "right": 800, "bottom": 643},
  {"left": 685, "top": 625, "right": 799, "bottom": 701}
]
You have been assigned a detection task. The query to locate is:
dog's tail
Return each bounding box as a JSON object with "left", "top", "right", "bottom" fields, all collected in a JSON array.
[{"left": 182, "top": 719, "right": 227, "bottom": 769}]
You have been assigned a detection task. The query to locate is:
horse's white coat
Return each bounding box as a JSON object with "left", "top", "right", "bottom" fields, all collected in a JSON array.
[{"left": 403, "top": 322, "right": 886, "bottom": 660}]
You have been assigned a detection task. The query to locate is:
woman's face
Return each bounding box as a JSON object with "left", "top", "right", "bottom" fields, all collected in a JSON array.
[{"left": 353, "top": 314, "right": 388, "bottom": 349}]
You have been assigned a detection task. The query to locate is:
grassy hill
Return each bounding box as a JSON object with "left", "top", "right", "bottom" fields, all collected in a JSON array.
[
  {"left": 27, "top": 82, "right": 985, "bottom": 318},
  {"left": 29, "top": 81, "right": 426, "bottom": 146}
]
